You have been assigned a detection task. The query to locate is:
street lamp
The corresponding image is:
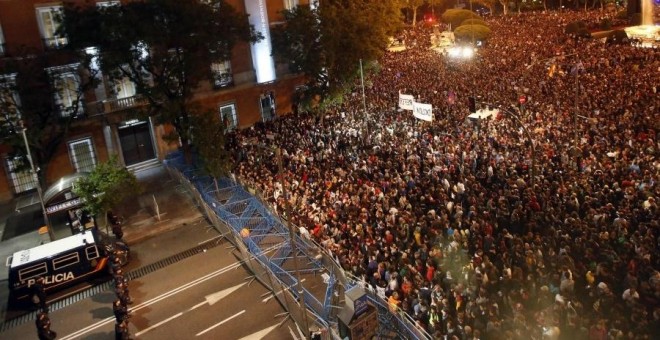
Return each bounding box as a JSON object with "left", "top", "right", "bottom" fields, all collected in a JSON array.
[{"left": 19, "top": 121, "right": 54, "bottom": 241}]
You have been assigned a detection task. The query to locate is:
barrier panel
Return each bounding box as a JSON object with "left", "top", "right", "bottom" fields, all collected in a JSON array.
[{"left": 164, "top": 152, "right": 429, "bottom": 340}]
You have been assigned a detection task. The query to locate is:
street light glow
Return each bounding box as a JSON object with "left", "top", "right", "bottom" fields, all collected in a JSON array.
[{"left": 448, "top": 46, "right": 474, "bottom": 59}]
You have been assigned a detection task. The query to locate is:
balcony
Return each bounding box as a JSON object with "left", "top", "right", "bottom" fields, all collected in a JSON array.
[
  {"left": 87, "top": 95, "right": 149, "bottom": 116},
  {"left": 42, "top": 37, "right": 68, "bottom": 50}
]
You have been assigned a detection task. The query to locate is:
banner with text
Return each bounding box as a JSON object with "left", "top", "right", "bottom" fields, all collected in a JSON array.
[
  {"left": 398, "top": 93, "right": 414, "bottom": 110},
  {"left": 413, "top": 101, "right": 433, "bottom": 121}
]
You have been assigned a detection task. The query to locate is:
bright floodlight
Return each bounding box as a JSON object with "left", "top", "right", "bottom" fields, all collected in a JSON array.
[
  {"left": 448, "top": 46, "right": 474, "bottom": 59},
  {"left": 448, "top": 47, "right": 461, "bottom": 57},
  {"left": 461, "top": 47, "right": 474, "bottom": 58}
]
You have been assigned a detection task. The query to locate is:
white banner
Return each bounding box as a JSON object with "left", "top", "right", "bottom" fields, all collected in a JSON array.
[
  {"left": 398, "top": 93, "right": 414, "bottom": 110},
  {"left": 413, "top": 101, "right": 433, "bottom": 121}
]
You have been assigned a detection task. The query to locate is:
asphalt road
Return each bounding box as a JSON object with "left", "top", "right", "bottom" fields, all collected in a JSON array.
[{"left": 0, "top": 219, "right": 300, "bottom": 340}]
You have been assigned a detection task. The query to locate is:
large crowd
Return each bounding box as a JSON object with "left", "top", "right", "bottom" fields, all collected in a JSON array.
[{"left": 228, "top": 9, "right": 659, "bottom": 340}]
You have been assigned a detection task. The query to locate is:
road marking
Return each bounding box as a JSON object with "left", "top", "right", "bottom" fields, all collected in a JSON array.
[
  {"left": 135, "top": 312, "right": 183, "bottom": 337},
  {"left": 198, "top": 235, "right": 223, "bottom": 245},
  {"left": 59, "top": 242, "right": 284, "bottom": 340},
  {"left": 205, "top": 282, "right": 247, "bottom": 305},
  {"left": 195, "top": 310, "right": 245, "bottom": 337},
  {"left": 134, "top": 300, "right": 208, "bottom": 337},
  {"left": 59, "top": 260, "right": 244, "bottom": 340},
  {"left": 236, "top": 323, "right": 279, "bottom": 340}
]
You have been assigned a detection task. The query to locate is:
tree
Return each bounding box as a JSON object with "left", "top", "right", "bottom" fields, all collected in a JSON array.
[
  {"left": 0, "top": 47, "right": 99, "bottom": 187},
  {"left": 405, "top": 0, "right": 425, "bottom": 26},
  {"left": 72, "top": 155, "right": 140, "bottom": 221},
  {"left": 61, "top": 0, "right": 261, "bottom": 164},
  {"left": 190, "top": 107, "right": 231, "bottom": 192},
  {"left": 472, "top": 0, "right": 499, "bottom": 15},
  {"left": 454, "top": 24, "right": 492, "bottom": 41},
  {"left": 271, "top": 0, "right": 403, "bottom": 109},
  {"left": 499, "top": 0, "right": 509, "bottom": 15},
  {"left": 461, "top": 18, "right": 489, "bottom": 27},
  {"left": 441, "top": 9, "right": 480, "bottom": 30}
]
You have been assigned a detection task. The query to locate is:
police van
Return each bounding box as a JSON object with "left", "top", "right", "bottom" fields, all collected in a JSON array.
[{"left": 6, "top": 230, "right": 128, "bottom": 302}]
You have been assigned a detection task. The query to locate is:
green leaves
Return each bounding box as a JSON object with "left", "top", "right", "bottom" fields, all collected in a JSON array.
[
  {"left": 271, "top": 0, "right": 402, "bottom": 107},
  {"left": 72, "top": 155, "right": 141, "bottom": 216},
  {"left": 61, "top": 0, "right": 261, "bottom": 160}
]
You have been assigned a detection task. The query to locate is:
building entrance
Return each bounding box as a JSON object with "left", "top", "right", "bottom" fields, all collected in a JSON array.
[{"left": 118, "top": 120, "right": 156, "bottom": 166}]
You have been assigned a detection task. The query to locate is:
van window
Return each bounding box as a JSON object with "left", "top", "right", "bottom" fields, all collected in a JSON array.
[
  {"left": 53, "top": 253, "right": 80, "bottom": 270},
  {"left": 85, "top": 245, "right": 99, "bottom": 260},
  {"left": 18, "top": 262, "right": 48, "bottom": 282}
]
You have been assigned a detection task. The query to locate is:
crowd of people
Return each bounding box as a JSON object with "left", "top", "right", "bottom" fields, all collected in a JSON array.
[{"left": 228, "top": 9, "right": 659, "bottom": 340}]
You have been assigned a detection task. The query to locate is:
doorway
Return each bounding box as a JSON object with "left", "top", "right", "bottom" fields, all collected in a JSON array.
[{"left": 118, "top": 120, "right": 156, "bottom": 166}]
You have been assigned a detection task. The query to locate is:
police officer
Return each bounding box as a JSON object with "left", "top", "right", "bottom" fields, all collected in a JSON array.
[
  {"left": 31, "top": 277, "right": 48, "bottom": 312},
  {"left": 113, "top": 299, "right": 130, "bottom": 323},
  {"left": 112, "top": 223, "right": 124, "bottom": 240},
  {"left": 36, "top": 312, "right": 56, "bottom": 340},
  {"left": 115, "top": 320, "right": 132, "bottom": 340},
  {"left": 115, "top": 282, "right": 133, "bottom": 305},
  {"left": 113, "top": 268, "right": 128, "bottom": 286},
  {"left": 109, "top": 254, "right": 122, "bottom": 274}
]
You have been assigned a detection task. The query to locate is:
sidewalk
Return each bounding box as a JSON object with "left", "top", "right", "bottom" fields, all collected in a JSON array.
[{"left": 102, "top": 165, "right": 204, "bottom": 245}]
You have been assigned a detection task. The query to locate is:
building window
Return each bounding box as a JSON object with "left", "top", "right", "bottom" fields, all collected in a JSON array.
[
  {"left": 114, "top": 76, "right": 136, "bottom": 99},
  {"left": 219, "top": 103, "right": 237, "bottom": 131},
  {"left": 4, "top": 157, "right": 37, "bottom": 194},
  {"left": 0, "top": 23, "right": 5, "bottom": 56},
  {"left": 211, "top": 61, "right": 233, "bottom": 89},
  {"left": 48, "top": 64, "right": 84, "bottom": 117},
  {"left": 36, "top": 6, "right": 68, "bottom": 49},
  {"left": 260, "top": 91, "right": 276, "bottom": 121},
  {"left": 68, "top": 138, "right": 97, "bottom": 173},
  {"left": 0, "top": 74, "right": 21, "bottom": 132},
  {"left": 284, "top": 0, "right": 298, "bottom": 10}
]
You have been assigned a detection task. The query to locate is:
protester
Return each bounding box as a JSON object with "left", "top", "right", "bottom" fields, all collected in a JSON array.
[{"left": 230, "top": 8, "right": 658, "bottom": 339}]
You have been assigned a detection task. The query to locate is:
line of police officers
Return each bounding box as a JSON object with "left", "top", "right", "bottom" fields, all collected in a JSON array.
[
  {"left": 109, "top": 245, "right": 132, "bottom": 340},
  {"left": 33, "top": 247, "right": 133, "bottom": 339}
]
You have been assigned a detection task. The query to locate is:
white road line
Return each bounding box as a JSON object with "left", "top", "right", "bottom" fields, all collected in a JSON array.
[
  {"left": 135, "top": 312, "right": 183, "bottom": 337},
  {"left": 198, "top": 236, "right": 222, "bottom": 245},
  {"left": 195, "top": 310, "right": 245, "bottom": 337},
  {"left": 60, "top": 242, "right": 284, "bottom": 340},
  {"left": 131, "top": 299, "right": 209, "bottom": 337},
  {"left": 59, "top": 261, "right": 244, "bottom": 340}
]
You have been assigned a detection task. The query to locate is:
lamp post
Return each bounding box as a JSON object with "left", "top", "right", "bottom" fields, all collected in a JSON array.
[{"left": 19, "top": 121, "right": 54, "bottom": 241}]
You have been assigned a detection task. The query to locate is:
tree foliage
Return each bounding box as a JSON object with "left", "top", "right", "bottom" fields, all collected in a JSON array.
[
  {"left": 454, "top": 24, "right": 492, "bottom": 41},
  {"left": 72, "top": 155, "right": 141, "bottom": 217},
  {"left": 61, "top": 0, "right": 261, "bottom": 163},
  {"left": 404, "top": 0, "right": 425, "bottom": 26},
  {"left": 191, "top": 108, "right": 232, "bottom": 179},
  {"left": 461, "top": 18, "right": 489, "bottom": 27},
  {"left": 0, "top": 48, "right": 98, "bottom": 185},
  {"left": 271, "top": 0, "right": 402, "bottom": 108},
  {"left": 441, "top": 9, "right": 480, "bottom": 30}
]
